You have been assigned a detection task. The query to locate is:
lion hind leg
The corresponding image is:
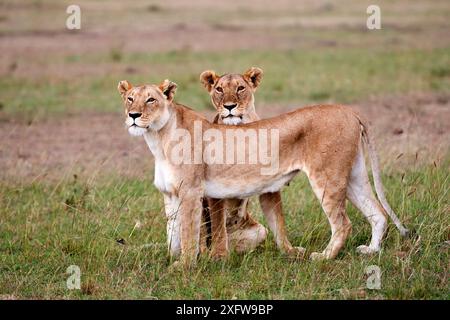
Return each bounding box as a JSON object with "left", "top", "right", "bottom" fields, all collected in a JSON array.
[
  {"left": 225, "top": 198, "right": 267, "bottom": 253},
  {"left": 347, "top": 146, "right": 387, "bottom": 254},
  {"left": 308, "top": 173, "right": 352, "bottom": 260},
  {"left": 228, "top": 219, "right": 268, "bottom": 253}
]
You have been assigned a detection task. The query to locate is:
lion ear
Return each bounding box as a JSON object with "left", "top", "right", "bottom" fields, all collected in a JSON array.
[
  {"left": 243, "top": 67, "right": 263, "bottom": 90},
  {"left": 200, "top": 70, "right": 219, "bottom": 92},
  {"left": 159, "top": 79, "right": 177, "bottom": 102},
  {"left": 118, "top": 80, "right": 132, "bottom": 97}
]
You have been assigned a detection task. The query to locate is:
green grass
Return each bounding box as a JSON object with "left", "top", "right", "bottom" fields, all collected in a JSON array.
[
  {"left": 1, "top": 0, "right": 448, "bottom": 301},
  {"left": 1, "top": 47, "right": 449, "bottom": 119},
  {"left": 1, "top": 160, "right": 448, "bottom": 299}
]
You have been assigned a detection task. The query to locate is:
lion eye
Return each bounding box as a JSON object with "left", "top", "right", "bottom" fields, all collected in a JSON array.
[
  {"left": 215, "top": 87, "right": 223, "bottom": 93},
  {"left": 127, "top": 96, "right": 134, "bottom": 103},
  {"left": 146, "top": 97, "right": 156, "bottom": 103},
  {"left": 237, "top": 86, "right": 245, "bottom": 92}
]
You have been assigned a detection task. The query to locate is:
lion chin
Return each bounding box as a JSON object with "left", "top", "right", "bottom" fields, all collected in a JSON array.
[
  {"left": 222, "top": 116, "right": 242, "bottom": 125},
  {"left": 128, "top": 125, "right": 147, "bottom": 136}
]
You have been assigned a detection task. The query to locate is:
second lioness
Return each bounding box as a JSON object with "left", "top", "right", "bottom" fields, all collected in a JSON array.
[{"left": 200, "top": 67, "right": 299, "bottom": 257}]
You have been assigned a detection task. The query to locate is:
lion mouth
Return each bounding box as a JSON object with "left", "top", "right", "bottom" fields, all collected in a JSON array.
[
  {"left": 221, "top": 115, "right": 243, "bottom": 125},
  {"left": 130, "top": 123, "right": 148, "bottom": 129},
  {"left": 128, "top": 124, "right": 148, "bottom": 137},
  {"left": 223, "top": 115, "right": 242, "bottom": 119}
]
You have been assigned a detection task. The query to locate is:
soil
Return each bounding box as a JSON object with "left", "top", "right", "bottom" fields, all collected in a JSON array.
[
  {"left": 1, "top": 92, "right": 448, "bottom": 182},
  {"left": 1, "top": 0, "right": 449, "bottom": 182}
]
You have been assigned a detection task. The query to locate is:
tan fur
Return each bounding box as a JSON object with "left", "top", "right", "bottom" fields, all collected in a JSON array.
[
  {"left": 200, "top": 68, "right": 301, "bottom": 257},
  {"left": 117, "top": 79, "right": 408, "bottom": 267}
]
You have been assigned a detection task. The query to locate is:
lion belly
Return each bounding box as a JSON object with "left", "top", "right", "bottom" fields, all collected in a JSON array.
[{"left": 205, "top": 170, "right": 298, "bottom": 199}]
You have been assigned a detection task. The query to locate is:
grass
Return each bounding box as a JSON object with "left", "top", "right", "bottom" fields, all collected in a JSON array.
[
  {"left": 0, "top": 159, "right": 448, "bottom": 299},
  {"left": 1, "top": 0, "right": 449, "bottom": 300},
  {"left": 1, "top": 46, "right": 449, "bottom": 119}
]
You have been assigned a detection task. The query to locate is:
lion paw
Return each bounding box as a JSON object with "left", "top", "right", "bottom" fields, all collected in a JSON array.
[
  {"left": 169, "top": 256, "right": 197, "bottom": 271},
  {"left": 287, "top": 246, "right": 306, "bottom": 259},
  {"left": 356, "top": 245, "right": 379, "bottom": 255},
  {"left": 210, "top": 249, "right": 229, "bottom": 261},
  {"left": 310, "top": 252, "right": 326, "bottom": 261}
]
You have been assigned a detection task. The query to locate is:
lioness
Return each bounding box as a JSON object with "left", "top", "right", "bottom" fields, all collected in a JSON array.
[
  {"left": 117, "top": 79, "right": 409, "bottom": 266},
  {"left": 200, "top": 67, "right": 296, "bottom": 256}
]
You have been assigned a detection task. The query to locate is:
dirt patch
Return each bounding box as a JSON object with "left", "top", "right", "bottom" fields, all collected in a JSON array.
[
  {"left": 1, "top": 0, "right": 449, "bottom": 79},
  {"left": 1, "top": 92, "right": 448, "bottom": 182},
  {"left": 263, "top": 92, "right": 450, "bottom": 168},
  {"left": 354, "top": 93, "right": 450, "bottom": 166},
  {"left": 0, "top": 111, "right": 156, "bottom": 181}
]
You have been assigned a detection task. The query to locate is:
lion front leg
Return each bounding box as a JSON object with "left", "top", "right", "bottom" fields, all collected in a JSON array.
[
  {"left": 207, "top": 198, "right": 229, "bottom": 259},
  {"left": 178, "top": 190, "right": 203, "bottom": 267},
  {"left": 163, "top": 194, "right": 182, "bottom": 258},
  {"left": 199, "top": 198, "right": 211, "bottom": 255}
]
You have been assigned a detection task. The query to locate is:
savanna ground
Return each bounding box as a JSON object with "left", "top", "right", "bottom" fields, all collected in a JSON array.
[{"left": 0, "top": 0, "right": 449, "bottom": 299}]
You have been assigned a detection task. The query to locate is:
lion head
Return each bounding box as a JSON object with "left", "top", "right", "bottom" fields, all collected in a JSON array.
[
  {"left": 117, "top": 79, "right": 177, "bottom": 136},
  {"left": 200, "top": 67, "right": 263, "bottom": 125}
]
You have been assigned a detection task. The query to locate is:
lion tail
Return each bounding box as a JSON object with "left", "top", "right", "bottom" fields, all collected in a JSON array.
[{"left": 358, "top": 116, "right": 410, "bottom": 237}]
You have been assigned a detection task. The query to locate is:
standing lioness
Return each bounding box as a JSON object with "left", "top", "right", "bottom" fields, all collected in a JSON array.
[{"left": 117, "top": 79, "right": 408, "bottom": 266}]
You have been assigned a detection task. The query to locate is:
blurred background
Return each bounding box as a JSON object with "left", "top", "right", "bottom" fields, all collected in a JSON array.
[
  {"left": 0, "top": 0, "right": 449, "bottom": 180},
  {"left": 0, "top": 0, "right": 449, "bottom": 300}
]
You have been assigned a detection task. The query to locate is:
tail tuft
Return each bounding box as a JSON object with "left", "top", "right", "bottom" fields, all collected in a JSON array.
[{"left": 399, "top": 227, "right": 410, "bottom": 238}]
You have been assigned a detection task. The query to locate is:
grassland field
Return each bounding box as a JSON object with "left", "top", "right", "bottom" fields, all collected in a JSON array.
[{"left": 0, "top": 0, "right": 448, "bottom": 299}]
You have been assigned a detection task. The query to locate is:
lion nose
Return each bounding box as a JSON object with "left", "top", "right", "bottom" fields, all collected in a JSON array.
[
  {"left": 129, "top": 112, "right": 142, "bottom": 119},
  {"left": 223, "top": 103, "right": 237, "bottom": 111}
]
